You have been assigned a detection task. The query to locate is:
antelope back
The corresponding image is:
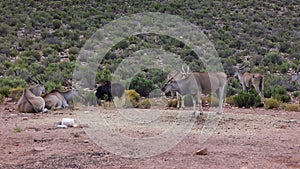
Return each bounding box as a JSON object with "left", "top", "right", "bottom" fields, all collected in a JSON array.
[{"left": 18, "top": 89, "right": 45, "bottom": 113}]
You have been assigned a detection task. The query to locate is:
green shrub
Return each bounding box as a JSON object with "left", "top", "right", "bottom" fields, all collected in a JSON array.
[
  {"left": 233, "top": 90, "right": 261, "bottom": 108},
  {"left": 45, "top": 81, "right": 62, "bottom": 92},
  {"left": 0, "top": 94, "right": 4, "bottom": 104},
  {"left": 125, "top": 90, "right": 140, "bottom": 108},
  {"left": 206, "top": 95, "right": 219, "bottom": 107},
  {"left": 9, "top": 87, "right": 24, "bottom": 101},
  {"left": 293, "top": 91, "right": 300, "bottom": 98},
  {"left": 167, "top": 99, "right": 178, "bottom": 107},
  {"left": 283, "top": 104, "right": 298, "bottom": 112},
  {"left": 139, "top": 99, "right": 151, "bottom": 109},
  {"left": 84, "top": 91, "right": 98, "bottom": 106},
  {"left": 226, "top": 96, "right": 235, "bottom": 106},
  {"left": 264, "top": 98, "right": 280, "bottom": 109},
  {"left": 129, "top": 76, "right": 156, "bottom": 97},
  {"left": 271, "top": 85, "right": 291, "bottom": 103},
  {"left": 0, "top": 86, "right": 10, "bottom": 97}
]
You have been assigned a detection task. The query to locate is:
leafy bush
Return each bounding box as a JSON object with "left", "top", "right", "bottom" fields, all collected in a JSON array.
[
  {"left": 129, "top": 76, "right": 156, "bottom": 97},
  {"left": 0, "top": 77, "right": 26, "bottom": 96},
  {"left": 167, "top": 99, "right": 178, "bottom": 107},
  {"left": 0, "top": 94, "right": 4, "bottom": 104},
  {"left": 233, "top": 90, "right": 261, "bottom": 108},
  {"left": 84, "top": 91, "right": 98, "bottom": 106},
  {"left": 283, "top": 104, "right": 298, "bottom": 112},
  {"left": 271, "top": 85, "right": 291, "bottom": 103},
  {"left": 44, "top": 81, "right": 62, "bottom": 92},
  {"left": 0, "top": 86, "right": 10, "bottom": 97},
  {"left": 125, "top": 90, "right": 140, "bottom": 108},
  {"left": 9, "top": 87, "right": 24, "bottom": 101},
  {"left": 264, "top": 98, "right": 280, "bottom": 109},
  {"left": 293, "top": 91, "right": 300, "bottom": 98},
  {"left": 226, "top": 96, "right": 235, "bottom": 106},
  {"left": 139, "top": 99, "right": 151, "bottom": 109},
  {"left": 206, "top": 95, "right": 220, "bottom": 107}
]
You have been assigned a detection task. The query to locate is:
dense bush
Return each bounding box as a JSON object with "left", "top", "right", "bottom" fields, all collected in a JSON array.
[
  {"left": 264, "top": 98, "right": 280, "bottom": 110},
  {"left": 233, "top": 90, "right": 261, "bottom": 108},
  {"left": 125, "top": 90, "right": 140, "bottom": 108},
  {"left": 129, "top": 76, "right": 156, "bottom": 97},
  {"left": 0, "top": 77, "right": 26, "bottom": 96},
  {"left": 283, "top": 104, "right": 298, "bottom": 112},
  {"left": 8, "top": 87, "right": 24, "bottom": 101},
  {"left": 0, "top": 94, "right": 4, "bottom": 104},
  {"left": 269, "top": 85, "right": 291, "bottom": 103},
  {"left": 139, "top": 99, "right": 151, "bottom": 109}
]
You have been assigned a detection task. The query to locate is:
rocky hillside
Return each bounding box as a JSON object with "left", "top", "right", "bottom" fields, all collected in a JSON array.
[{"left": 0, "top": 0, "right": 299, "bottom": 100}]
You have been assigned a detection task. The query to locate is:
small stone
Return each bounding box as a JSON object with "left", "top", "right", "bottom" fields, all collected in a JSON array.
[
  {"left": 57, "top": 124, "right": 68, "bottom": 129},
  {"left": 195, "top": 148, "right": 208, "bottom": 155},
  {"left": 289, "top": 119, "right": 297, "bottom": 123},
  {"left": 84, "top": 140, "right": 89, "bottom": 143},
  {"left": 22, "top": 117, "right": 29, "bottom": 121},
  {"left": 33, "top": 147, "right": 46, "bottom": 152}
]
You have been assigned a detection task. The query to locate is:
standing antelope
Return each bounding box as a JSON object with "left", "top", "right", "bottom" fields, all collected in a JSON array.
[
  {"left": 162, "top": 69, "right": 227, "bottom": 116},
  {"left": 234, "top": 66, "right": 264, "bottom": 98}
]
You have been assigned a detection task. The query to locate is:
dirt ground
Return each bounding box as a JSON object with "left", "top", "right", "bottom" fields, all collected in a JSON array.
[{"left": 0, "top": 99, "right": 299, "bottom": 169}]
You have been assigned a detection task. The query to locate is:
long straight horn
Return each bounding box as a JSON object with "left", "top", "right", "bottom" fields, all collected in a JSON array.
[
  {"left": 181, "top": 65, "right": 186, "bottom": 74},
  {"left": 36, "top": 78, "right": 42, "bottom": 84},
  {"left": 29, "top": 77, "right": 38, "bottom": 84}
]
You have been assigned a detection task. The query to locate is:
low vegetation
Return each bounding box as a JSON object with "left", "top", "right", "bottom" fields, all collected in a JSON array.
[{"left": 0, "top": 1, "right": 299, "bottom": 110}]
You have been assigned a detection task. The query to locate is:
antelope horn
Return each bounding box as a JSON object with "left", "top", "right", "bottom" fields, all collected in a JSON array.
[
  {"left": 36, "top": 78, "right": 42, "bottom": 84},
  {"left": 29, "top": 77, "right": 38, "bottom": 84}
]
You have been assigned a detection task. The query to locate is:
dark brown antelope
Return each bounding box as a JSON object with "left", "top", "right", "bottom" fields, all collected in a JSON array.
[
  {"left": 17, "top": 88, "right": 47, "bottom": 113},
  {"left": 162, "top": 68, "right": 227, "bottom": 116},
  {"left": 234, "top": 66, "right": 264, "bottom": 98}
]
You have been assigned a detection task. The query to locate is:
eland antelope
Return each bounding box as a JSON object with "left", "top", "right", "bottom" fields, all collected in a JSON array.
[
  {"left": 44, "top": 88, "right": 85, "bottom": 109},
  {"left": 17, "top": 88, "right": 47, "bottom": 113},
  {"left": 29, "top": 78, "right": 47, "bottom": 96},
  {"left": 162, "top": 69, "right": 227, "bottom": 116},
  {"left": 95, "top": 81, "right": 125, "bottom": 105},
  {"left": 234, "top": 66, "right": 264, "bottom": 98}
]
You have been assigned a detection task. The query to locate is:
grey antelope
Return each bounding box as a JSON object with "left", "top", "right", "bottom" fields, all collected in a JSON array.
[
  {"left": 233, "top": 66, "right": 264, "bottom": 98},
  {"left": 29, "top": 78, "right": 47, "bottom": 96},
  {"left": 17, "top": 87, "right": 47, "bottom": 113},
  {"left": 162, "top": 69, "right": 227, "bottom": 116},
  {"left": 166, "top": 69, "right": 185, "bottom": 98},
  {"left": 291, "top": 72, "right": 300, "bottom": 85},
  {"left": 44, "top": 88, "right": 85, "bottom": 109}
]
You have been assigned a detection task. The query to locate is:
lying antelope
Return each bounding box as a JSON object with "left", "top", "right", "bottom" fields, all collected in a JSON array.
[
  {"left": 162, "top": 69, "right": 227, "bottom": 116},
  {"left": 44, "top": 88, "right": 85, "bottom": 109},
  {"left": 234, "top": 66, "right": 264, "bottom": 98},
  {"left": 29, "top": 78, "right": 47, "bottom": 96},
  {"left": 17, "top": 88, "right": 47, "bottom": 113}
]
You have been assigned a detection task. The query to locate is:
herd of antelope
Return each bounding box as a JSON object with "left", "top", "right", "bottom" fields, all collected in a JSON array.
[
  {"left": 16, "top": 65, "right": 300, "bottom": 115},
  {"left": 17, "top": 79, "right": 84, "bottom": 113}
]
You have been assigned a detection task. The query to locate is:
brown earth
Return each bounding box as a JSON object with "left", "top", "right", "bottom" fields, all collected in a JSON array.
[{"left": 0, "top": 99, "right": 299, "bottom": 169}]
